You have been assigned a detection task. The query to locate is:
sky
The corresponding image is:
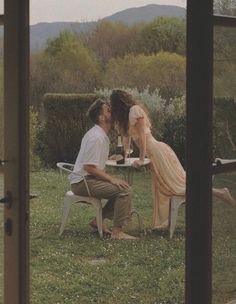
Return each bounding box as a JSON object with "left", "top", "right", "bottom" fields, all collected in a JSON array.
[{"left": 30, "top": 0, "right": 186, "bottom": 25}]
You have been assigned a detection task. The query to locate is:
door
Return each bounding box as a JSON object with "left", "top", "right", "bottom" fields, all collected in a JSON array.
[{"left": 1, "top": 1, "right": 30, "bottom": 303}]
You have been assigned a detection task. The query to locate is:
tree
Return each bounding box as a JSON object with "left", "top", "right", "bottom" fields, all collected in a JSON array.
[
  {"left": 78, "top": 20, "right": 139, "bottom": 66},
  {"left": 213, "top": 11, "right": 236, "bottom": 98},
  {"left": 104, "top": 52, "right": 186, "bottom": 100},
  {"left": 135, "top": 17, "right": 186, "bottom": 56},
  {"left": 214, "top": 0, "right": 236, "bottom": 15},
  {"left": 30, "top": 32, "right": 101, "bottom": 109}
]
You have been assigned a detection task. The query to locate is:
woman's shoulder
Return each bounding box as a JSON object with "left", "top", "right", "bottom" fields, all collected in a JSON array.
[
  {"left": 129, "top": 104, "right": 144, "bottom": 115},
  {"left": 129, "top": 104, "right": 147, "bottom": 127}
]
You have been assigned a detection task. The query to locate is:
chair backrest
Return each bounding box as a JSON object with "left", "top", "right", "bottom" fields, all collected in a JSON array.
[
  {"left": 56, "top": 162, "right": 74, "bottom": 173},
  {"left": 215, "top": 158, "right": 236, "bottom": 165},
  {"left": 56, "top": 162, "right": 91, "bottom": 196}
]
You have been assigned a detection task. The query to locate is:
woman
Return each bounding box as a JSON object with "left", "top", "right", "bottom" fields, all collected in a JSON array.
[{"left": 110, "top": 89, "right": 236, "bottom": 229}]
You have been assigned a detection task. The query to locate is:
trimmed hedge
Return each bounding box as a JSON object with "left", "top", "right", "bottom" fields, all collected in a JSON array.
[
  {"left": 39, "top": 93, "right": 102, "bottom": 167},
  {"left": 36, "top": 93, "right": 236, "bottom": 167}
]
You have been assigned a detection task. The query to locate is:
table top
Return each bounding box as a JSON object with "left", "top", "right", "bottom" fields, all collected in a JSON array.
[{"left": 106, "top": 157, "right": 150, "bottom": 167}]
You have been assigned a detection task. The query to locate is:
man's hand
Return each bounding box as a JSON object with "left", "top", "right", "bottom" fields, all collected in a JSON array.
[
  {"left": 109, "top": 154, "right": 123, "bottom": 161},
  {"left": 109, "top": 176, "right": 130, "bottom": 190},
  {"left": 108, "top": 154, "right": 116, "bottom": 160},
  {"left": 83, "top": 164, "right": 130, "bottom": 189}
]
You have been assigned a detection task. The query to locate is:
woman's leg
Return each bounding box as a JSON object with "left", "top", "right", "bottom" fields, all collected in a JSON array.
[{"left": 212, "top": 187, "right": 236, "bottom": 207}]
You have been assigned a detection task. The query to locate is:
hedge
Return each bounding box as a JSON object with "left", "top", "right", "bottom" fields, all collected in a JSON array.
[
  {"left": 39, "top": 93, "right": 102, "bottom": 167},
  {"left": 35, "top": 93, "right": 236, "bottom": 167}
]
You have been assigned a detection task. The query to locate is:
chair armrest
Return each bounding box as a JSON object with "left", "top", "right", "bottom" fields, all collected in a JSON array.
[{"left": 81, "top": 176, "right": 92, "bottom": 197}]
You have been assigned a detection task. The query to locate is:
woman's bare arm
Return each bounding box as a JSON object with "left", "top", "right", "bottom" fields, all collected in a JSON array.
[{"left": 132, "top": 117, "right": 146, "bottom": 166}]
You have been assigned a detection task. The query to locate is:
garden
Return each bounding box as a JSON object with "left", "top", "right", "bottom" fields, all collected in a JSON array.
[{"left": 0, "top": 5, "right": 236, "bottom": 302}]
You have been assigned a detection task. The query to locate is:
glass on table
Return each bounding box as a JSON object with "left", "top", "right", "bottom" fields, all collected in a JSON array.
[{"left": 125, "top": 137, "right": 134, "bottom": 163}]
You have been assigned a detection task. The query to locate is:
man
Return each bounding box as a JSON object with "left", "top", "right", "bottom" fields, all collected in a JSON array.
[{"left": 69, "top": 98, "right": 136, "bottom": 240}]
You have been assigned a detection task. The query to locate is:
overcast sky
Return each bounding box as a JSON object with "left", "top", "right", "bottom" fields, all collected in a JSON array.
[{"left": 30, "top": 0, "right": 186, "bottom": 25}]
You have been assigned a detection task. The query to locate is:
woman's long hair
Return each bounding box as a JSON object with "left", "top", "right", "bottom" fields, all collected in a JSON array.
[{"left": 110, "top": 89, "right": 137, "bottom": 135}]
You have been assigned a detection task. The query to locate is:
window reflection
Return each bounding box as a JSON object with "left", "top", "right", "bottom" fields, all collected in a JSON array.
[
  {"left": 0, "top": 2, "right": 3, "bottom": 15},
  {"left": 0, "top": 23, "right": 3, "bottom": 304},
  {"left": 214, "top": 0, "right": 236, "bottom": 17},
  {"left": 213, "top": 24, "right": 236, "bottom": 304}
]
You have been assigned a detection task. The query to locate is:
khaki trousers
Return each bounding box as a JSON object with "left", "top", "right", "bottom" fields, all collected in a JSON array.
[{"left": 71, "top": 176, "right": 132, "bottom": 227}]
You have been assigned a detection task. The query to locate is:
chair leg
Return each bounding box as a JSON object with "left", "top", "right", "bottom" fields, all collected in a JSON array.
[
  {"left": 131, "top": 209, "right": 145, "bottom": 235},
  {"left": 59, "top": 196, "right": 73, "bottom": 236},
  {"left": 169, "top": 196, "right": 185, "bottom": 239},
  {"left": 95, "top": 203, "right": 103, "bottom": 238}
]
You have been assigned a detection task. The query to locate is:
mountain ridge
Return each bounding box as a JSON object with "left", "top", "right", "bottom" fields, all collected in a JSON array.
[{"left": 30, "top": 4, "right": 186, "bottom": 51}]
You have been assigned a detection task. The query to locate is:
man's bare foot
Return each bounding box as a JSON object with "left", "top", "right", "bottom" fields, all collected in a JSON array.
[
  {"left": 222, "top": 188, "right": 236, "bottom": 207},
  {"left": 111, "top": 227, "right": 138, "bottom": 240},
  {"left": 89, "top": 218, "right": 112, "bottom": 235}
]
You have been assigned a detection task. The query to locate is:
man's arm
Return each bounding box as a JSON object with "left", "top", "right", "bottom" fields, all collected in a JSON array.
[{"left": 83, "top": 164, "right": 130, "bottom": 190}]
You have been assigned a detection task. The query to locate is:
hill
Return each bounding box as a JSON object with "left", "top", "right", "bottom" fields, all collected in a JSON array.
[
  {"left": 30, "top": 4, "right": 186, "bottom": 51},
  {"left": 104, "top": 4, "right": 185, "bottom": 24}
]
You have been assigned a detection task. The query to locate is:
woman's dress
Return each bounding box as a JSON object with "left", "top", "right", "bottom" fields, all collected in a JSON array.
[{"left": 129, "top": 105, "right": 186, "bottom": 228}]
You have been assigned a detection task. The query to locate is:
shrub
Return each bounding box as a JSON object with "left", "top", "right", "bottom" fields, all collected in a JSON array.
[
  {"left": 39, "top": 93, "right": 103, "bottom": 167},
  {"left": 213, "top": 97, "right": 236, "bottom": 159},
  {"left": 96, "top": 88, "right": 186, "bottom": 165},
  {"left": 30, "top": 109, "right": 42, "bottom": 171},
  {"left": 104, "top": 52, "right": 186, "bottom": 101}
]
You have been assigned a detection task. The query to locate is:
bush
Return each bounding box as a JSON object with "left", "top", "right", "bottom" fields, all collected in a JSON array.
[
  {"left": 96, "top": 88, "right": 186, "bottom": 165},
  {"left": 104, "top": 52, "right": 186, "bottom": 101},
  {"left": 213, "top": 97, "right": 236, "bottom": 159},
  {"left": 30, "top": 109, "right": 42, "bottom": 171},
  {"left": 39, "top": 93, "right": 103, "bottom": 167}
]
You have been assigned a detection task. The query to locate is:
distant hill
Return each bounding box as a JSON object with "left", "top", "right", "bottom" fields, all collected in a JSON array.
[
  {"left": 29, "top": 4, "right": 186, "bottom": 51},
  {"left": 104, "top": 4, "right": 186, "bottom": 24},
  {"left": 30, "top": 21, "right": 96, "bottom": 52}
]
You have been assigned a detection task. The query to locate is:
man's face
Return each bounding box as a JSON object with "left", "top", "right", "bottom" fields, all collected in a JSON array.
[{"left": 101, "top": 103, "right": 112, "bottom": 123}]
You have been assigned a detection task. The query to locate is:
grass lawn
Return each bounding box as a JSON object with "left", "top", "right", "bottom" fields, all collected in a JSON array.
[
  {"left": 29, "top": 169, "right": 236, "bottom": 304},
  {"left": 0, "top": 170, "right": 235, "bottom": 303}
]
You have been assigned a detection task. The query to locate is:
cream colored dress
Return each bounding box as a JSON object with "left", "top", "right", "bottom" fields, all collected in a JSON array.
[{"left": 129, "top": 105, "right": 186, "bottom": 228}]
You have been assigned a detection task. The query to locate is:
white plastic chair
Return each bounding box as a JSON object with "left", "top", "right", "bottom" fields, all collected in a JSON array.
[
  {"left": 56, "top": 162, "right": 103, "bottom": 238},
  {"left": 169, "top": 195, "right": 186, "bottom": 239},
  {"left": 169, "top": 158, "right": 236, "bottom": 238}
]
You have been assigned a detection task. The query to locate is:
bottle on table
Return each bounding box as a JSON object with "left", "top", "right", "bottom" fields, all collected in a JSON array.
[{"left": 116, "top": 134, "right": 125, "bottom": 164}]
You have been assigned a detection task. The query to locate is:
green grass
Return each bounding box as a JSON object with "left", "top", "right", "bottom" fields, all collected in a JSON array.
[
  {"left": 0, "top": 171, "right": 236, "bottom": 303},
  {"left": 29, "top": 169, "right": 236, "bottom": 304}
]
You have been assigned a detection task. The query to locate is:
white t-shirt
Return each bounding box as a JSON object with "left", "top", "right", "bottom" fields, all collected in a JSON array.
[{"left": 69, "top": 125, "right": 110, "bottom": 184}]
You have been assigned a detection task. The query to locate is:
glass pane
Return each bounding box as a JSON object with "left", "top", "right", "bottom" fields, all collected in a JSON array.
[
  {"left": 29, "top": 1, "right": 187, "bottom": 303},
  {"left": 213, "top": 25, "right": 236, "bottom": 304},
  {"left": 0, "top": 23, "right": 4, "bottom": 304},
  {"left": 0, "top": 1, "right": 3, "bottom": 15},
  {"left": 214, "top": 0, "right": 236, "bottom": 17}
]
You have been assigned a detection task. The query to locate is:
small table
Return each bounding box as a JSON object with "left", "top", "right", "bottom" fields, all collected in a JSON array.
[{"left": 106, "top": 157, "right": 150, "bottom": 185}]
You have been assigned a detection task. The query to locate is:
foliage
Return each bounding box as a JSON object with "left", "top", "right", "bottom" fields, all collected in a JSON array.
[
  {"left": 213, "top": 98, "right": 236, "bottom": 159},
  {"left": 29, "top": 17, "right": 236, "bottom": 111},
  {"left": 136, "top": 17, "right": 186, "bottom": 56},
  {"left": 214, "top": 0, "right": 236, "bottom": 15},
  {"left": 39, "top": 93, "right": 103, "bottom": 167},
  {"left": 96, "top": 88, "right": 186, "bottom": 165},
  {"left": 30, "top": 32, "right": 101, "bottom": 110},
  {"left": 104, "top": 52, "right": 186, "bottom": 101},
  {"left": 78, "top": 20, "right": 141, "bottom": 65},
  {"left": 30, "top": 109, "right": 42, "bottom": 171},
  {"left": 214, "top": 27, "right": 236, "bottom": 99}
]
